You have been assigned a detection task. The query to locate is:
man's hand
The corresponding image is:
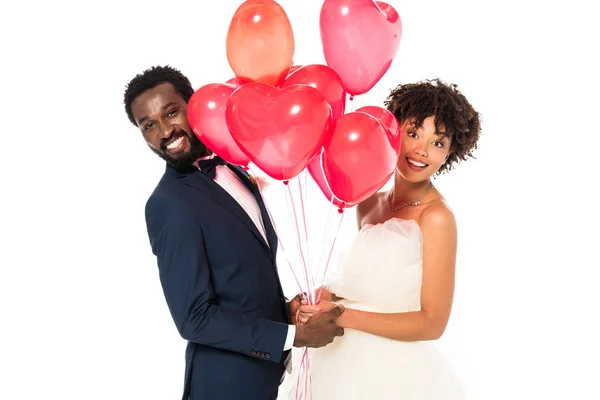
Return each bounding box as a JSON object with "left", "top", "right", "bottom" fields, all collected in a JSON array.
[
  {"left": 293, "top": 305, "right": 345, "bottom": 348},
  {"left": 287, "top": 293, "right": 305, "bottom": 325}
]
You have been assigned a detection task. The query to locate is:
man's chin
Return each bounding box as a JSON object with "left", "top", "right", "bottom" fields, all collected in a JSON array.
[
  {"left": 151, "top": 149, "right": 196, "bottom": 172},
  {"left": 166, "top": 154, "right": 199, "bottom": 171},
  {"left": 149, "top": 135, "right": 210, "bottom": 172}
]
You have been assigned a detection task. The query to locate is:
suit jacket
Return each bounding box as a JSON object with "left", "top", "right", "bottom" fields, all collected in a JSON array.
[{"left": 145, "top": 164, "right": 290, "bottom": 400}]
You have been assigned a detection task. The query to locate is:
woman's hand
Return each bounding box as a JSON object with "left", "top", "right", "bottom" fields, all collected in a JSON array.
[
  {"left": 315, "top": 286, "right": 340, "bottom": 302},
  {"left": 287, "top": 293, "right": 305, "bottom": 325},
  {"left": 297, "top": 301, "right": 338, "bottom": 325}
]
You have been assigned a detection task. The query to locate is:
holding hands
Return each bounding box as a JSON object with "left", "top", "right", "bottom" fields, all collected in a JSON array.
[
  {"left": 296, "top": 286, "right": 343, "bottom": 324},
  {"left": 297, "top": 300, "right": 339, "bottom": 325},
  {"left": 288, "top": 288, "right": 345, "bottom": 348}
]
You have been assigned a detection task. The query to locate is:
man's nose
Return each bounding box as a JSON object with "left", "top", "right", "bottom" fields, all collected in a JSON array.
[{"left": 158, "top": 120, "right": 175, "bottom": 140}]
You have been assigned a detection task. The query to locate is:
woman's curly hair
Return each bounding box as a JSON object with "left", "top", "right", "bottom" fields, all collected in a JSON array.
[{"left": 384, "top": 78, "right": 481, "bottom": 175}]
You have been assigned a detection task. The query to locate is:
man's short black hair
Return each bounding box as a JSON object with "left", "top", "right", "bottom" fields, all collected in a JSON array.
[{"left": 123, "top": 65, "right": 194, "bottom": 126}]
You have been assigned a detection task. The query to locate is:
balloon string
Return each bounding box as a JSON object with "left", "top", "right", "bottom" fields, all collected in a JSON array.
[
  {"left": 316, "top": 210, "right": 346, "bottom": 304},
  {"left": 284, "top": 180, "right": 312, "bottom": 300},
  {"left": 307, "top": 354, "right": 313, "bottom": 400},
  {"left": 349, "top": 94, "right": 355, "bottom": 112},
  {"left": 296, "top": 175, "right": 311, "bottom": 302},
  {"left": 295, "top": 347, "right": 311, "bottom": 400},
  {"left": 290, "top": 174, "right": 315, "bottom": 304},
  {"left": 314, "top": 192, "right": 335, "bottom": 297},
  {"left": 250, "top": 167, "right": 307, "bottom": 302}
]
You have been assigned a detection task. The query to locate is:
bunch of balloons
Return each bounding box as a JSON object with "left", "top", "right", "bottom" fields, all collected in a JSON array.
[{"left": 187, "top": 0, "right": 403, "bottom": 208}]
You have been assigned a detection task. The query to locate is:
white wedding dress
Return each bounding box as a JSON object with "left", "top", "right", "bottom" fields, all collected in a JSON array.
[{"left": 281, "top": 218, "right": 467, "bottom": 399}]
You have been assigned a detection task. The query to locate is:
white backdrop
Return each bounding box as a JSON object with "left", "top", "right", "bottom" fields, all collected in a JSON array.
[{"left": 1, "top": 0, "right": 599, "bottom": 399}]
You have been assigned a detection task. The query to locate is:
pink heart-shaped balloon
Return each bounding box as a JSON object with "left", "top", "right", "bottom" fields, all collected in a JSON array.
[
  {"left": 225, "top": 83, "right": 333, "bottom": 180},
  {"left": 187, "top": 83, "right": 251, "bottom": 166},
  {"left": 320, "top": 0, "right": 402, "bottom": 95}
]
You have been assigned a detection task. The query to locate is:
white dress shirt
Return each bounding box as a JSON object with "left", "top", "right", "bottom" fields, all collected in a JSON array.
[{"left": 211, "top": 164, "right": 296, "bottom": 351}]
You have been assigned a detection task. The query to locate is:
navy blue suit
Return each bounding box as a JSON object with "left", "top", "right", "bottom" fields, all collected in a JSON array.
[{"left": 145, "top": 164, "right": 290, "bottom": 400}]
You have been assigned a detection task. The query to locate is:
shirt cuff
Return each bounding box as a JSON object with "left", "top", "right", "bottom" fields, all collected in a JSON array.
[{"left": 283, "top": 324, "right": 296, "bottom": 350}]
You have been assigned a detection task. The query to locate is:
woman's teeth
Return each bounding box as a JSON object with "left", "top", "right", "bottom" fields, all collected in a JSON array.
[{"left": 407, "top": 158, "right": 427, "bottom": 167}]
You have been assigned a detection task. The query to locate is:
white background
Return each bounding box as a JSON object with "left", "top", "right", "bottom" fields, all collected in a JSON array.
[{"left": 1, "top": 0, "right": 599, "bottom": 399}]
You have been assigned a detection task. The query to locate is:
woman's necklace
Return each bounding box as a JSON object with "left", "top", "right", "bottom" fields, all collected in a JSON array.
[{"left": 386, "top": 183, "right": 434, "bottom": 212}]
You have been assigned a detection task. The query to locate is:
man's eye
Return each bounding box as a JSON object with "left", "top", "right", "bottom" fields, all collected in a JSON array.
[
  {"left": 167, "top": 109, "right": 177, "bottom": 118},
  {"left": 144, "top": 123, "right": 154, "bottom": 131}
]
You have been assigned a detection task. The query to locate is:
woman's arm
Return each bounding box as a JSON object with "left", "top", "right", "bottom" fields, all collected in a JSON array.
[{"left": 302, "top": 204, "right": 458, "bottom": 342}]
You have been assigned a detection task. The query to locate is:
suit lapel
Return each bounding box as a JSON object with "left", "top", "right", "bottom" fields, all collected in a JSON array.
[
  {"left": 181, "top": 167, "right": 274, "bottom": 260},
  {"left": 228, "top": 166, "right": 278, "bottom": 256}
]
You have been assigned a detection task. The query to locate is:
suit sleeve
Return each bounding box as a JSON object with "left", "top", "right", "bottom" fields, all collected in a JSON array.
[{"left": 145, "top": 195, "right": 288, "bottom": 363}]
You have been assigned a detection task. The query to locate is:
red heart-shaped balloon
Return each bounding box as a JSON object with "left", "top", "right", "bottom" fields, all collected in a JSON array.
[
  {"left": 229, "top": 64, "right": 302, "bottom": 89},
  {"left": 225, "top": 77, "right": 251, "bottom": 88},
  {"left": 307, "top": 149, "right": 351, "bottom": 208},
  {"left": 187, "top": 83, "right": 251, "bottom": 166},
  {"left": 323, "top": 111, "right": 398, "bottom": 204},
  {"left": 320, "top": 0, "right": 402, "bottom": 95},
  {"left": 356, "top": 105, "right": 401, "bottom": 151},
  {"left": 281, "top": 64, "right": 346, "bottom": 121},
  {"left": 287, "top": 64, "right": 303, "bottom": 76},
  {"left": 226, "top": 83, "right": 333, "bottom": 180}
]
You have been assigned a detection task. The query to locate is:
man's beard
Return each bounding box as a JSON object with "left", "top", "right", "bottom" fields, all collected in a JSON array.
[{"left": 151, "top": 129, "right": 209, "bottom": 172}]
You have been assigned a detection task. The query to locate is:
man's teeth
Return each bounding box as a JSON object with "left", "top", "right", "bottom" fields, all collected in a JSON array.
[
  {"left": 408, "top": 158, "right": 427, "bottom": 167},
  {"left": 166, "top": 136, "right": 184, "bottom": 149}
]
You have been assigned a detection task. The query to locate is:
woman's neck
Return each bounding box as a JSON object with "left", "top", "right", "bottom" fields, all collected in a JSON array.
[{"left": 390, "top": 171, "right": 432, "bottom": 204}]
